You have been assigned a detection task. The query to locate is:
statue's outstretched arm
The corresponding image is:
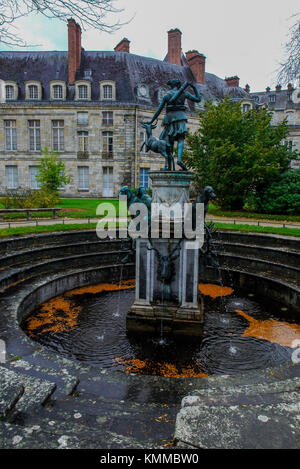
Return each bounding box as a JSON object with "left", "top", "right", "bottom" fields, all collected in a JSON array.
[
  {"left": 146, "top": 96, "right": 167, "bottom": 124},
  {"left": 185, "top": 84, "right": 201, "bottom": 103}
]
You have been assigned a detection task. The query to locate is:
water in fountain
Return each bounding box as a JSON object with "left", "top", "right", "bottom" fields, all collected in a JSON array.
[
  {"left": 22, "top": 285, "right": 300, "bottom": 377},
  {"left": 113, "top": 264, "right": 124, "bottom": 318}
]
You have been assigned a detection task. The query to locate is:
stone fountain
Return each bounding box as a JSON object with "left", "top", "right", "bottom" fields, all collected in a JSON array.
[{"left": 123, "top": 79, "right": 217, "bottom": 336}]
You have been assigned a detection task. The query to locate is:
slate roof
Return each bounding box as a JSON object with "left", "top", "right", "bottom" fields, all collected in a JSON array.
[
  {"left": 250, "top": 89, "right": 300, "bottom": 110},
  {"left": 0, "top": 50, "right": 249, "bottom": 109}
]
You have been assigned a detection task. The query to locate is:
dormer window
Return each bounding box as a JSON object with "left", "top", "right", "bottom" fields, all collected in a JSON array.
[
  {"left": 5, "top": 81, "right": 18, "bottom": 101},
  {"left": 158, "top": 87, "right": 168, "bottom": 101},
  {"left": 242, "top": 103, "right": 251, "bottom": 113},
  {"left": 75, "top": 81, "right": 91, "bottom": 101},
  {"left": 79, "top": 85, "right": 88, "bottom": 99},
  {"left": 50, "top": 81, "right": 66, "bottom": 101},
  {"left": 5, "top": 85, "right": 14, "bottom": 100},
  {"left": 25, "top": 81, "right": 42, "bottom": 100},
  {"left": 137, "top": 84, "right": 149, "bottom": 98},
  {"left": 103, "top": 85, "right": 112, "bottom": 99},
  {"left": 29, "top": 85, "right": 38, "bottom": 99},
  {"left": 84, "top": 69, "right": 92, "bottom": 78},
  {"left": 100, "top": 81, "right": 116, "bottom": 101},
  {"left": 53, "top": 85, "right": 63, "bottom": 99},
  {"left": 269, "top": 94, "right": 276, "bottom": 103}
]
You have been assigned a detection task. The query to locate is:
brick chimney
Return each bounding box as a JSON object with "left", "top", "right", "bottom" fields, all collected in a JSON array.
[
  {"left": 225, "top": 76, "right": 240, "bottom": 87},
  {"left": 186, "top": 50, "right": 206, "bottom": 84},
  {"left": 287, "top": 83, "right": 294, "bottom": 91},
  {"left": 68, "top": 18, "right": 82, "bottom": 84},
  {"left": 244, "top": 84, "right": 250, "bottom": 93},
  {"left": 168, "top": 28, "right": 182, "bottom": 65},
  {"left": 275, "top": 84, "right": 282, "bottom": 92},
  {"left": 114, "top": 38, "right": 130, "bottom": 53},
  {"left": 266, "top": 86, "right": 271, "bottom": 92}
]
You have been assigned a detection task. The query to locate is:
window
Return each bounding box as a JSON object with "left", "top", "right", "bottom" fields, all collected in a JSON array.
[
  {"left": 78, "top": 166, "right": 89, "bottom": 190},
  {"left": 102, "top": 111, "right": 113, "bottom": 126},
  {"left": 269, "top": 94, "right": 276, "bottom": 103},
  {"left": 50, "top": 81, "right": 66, "bottom": 101},
  {"left": 75, "top": 81, "right": 91, "bottom": 101},
  {"left": 5, "top": 85, "right": 14, "bottom": 100},
  {"left": 6, "top": 166, "right": 18, "bottom": 189},
  {"left": 138, "top": 84, "right": 149, "bottom": 98},
  {"left": 29, "top": 166, "right": 41, "bottom": 189},
  {"left": 158, "top": 87, "right": 168, "bottom": 101},
  {"left": 52, "top": 120, "right": 64, "bottom": 151},
  {"left": 84, "top": 69, "right": 92, "bottom": 78},
  {"left": 29, "top": 85, "right": 38, "bottom": 99},
  {"left": 140, "top": 130, "right": 147, "bottom": 153},
  {"left": 102, "top": 167, "right": 113, "bottom": 197},
  {"left": 77, "top": 112, "right": 88, "bottom": 126},
  {"left": 25, "top": 81, "right": 41, "bottom": 100},
  {"left": 100, "top": 81, "right": 116, "bottom": 101},
  {"left": 103, "top": 85, "right": 113, "bottom": 100},
  {"left": 102, "top": 131, "right": 113, "bottom": 157},
  {"left": 78, "top": 131, "right": 88, "bottom": 152},
  {"left": 53, "top": 85, "right": 63, "bottom": 99},
  {"left": 140, "top": 168, "right": 149, "bottom": 188},
  {"left": 5, "top": 120, "right": 17, "bottom": 151},
  {"left": 28, "top": 120, "right": 41, "bottom": 151},
  {"left": 242, "top": 103, "right": 251, "bottom": 113},
  {"left": 78, "top": 85, "right": 88, "bottom": 99},
  {"left": 286, "top": 112, "right": 294, "bottom": 125}
]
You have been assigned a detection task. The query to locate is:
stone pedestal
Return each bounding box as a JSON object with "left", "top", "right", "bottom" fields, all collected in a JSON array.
[{"left": 127, "top": 171, "right": 203, "bottom": 337}]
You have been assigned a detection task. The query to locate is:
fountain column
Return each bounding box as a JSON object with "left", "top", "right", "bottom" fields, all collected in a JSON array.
[{"left": 127, "top": 171, "right": 204, "bottom": 337}]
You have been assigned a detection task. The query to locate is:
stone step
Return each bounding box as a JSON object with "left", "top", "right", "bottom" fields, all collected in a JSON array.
[
  {"left": 0, "top": 239, "right": 127, "bottom": 271},
  {"left": 0, "top": 418, "right": 152, "bottom": 449},
  {"left": 0, "top": 378, "right": 24, "bottom": 419},
  {"left": 5, "top": 359, "right": 79, "bottom": 398},
  {"left": 10, "top": 399, "right": 173, "bottom": 449},
  {"left": 175, "top": 398, "right": 300, "bottom": 449},
  {"left": 0, "top": 366, "right": 56, "bottom": 416},
  {"left": 0, "top": 250, "right": 127, "bottom": 293},
  {"left": 182, "top": 376, "right": 300, "bottom": 408}
]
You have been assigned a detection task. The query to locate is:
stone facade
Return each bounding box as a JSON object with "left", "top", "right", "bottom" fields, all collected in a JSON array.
[
  {"left": 248, "top": 85, "right": 300, "bottom": 168},
  {"left": 0, "top": 20, "right": 258, "bottom": 197}
]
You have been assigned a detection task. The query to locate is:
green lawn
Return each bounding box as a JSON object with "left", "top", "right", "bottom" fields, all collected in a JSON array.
[
  {"left": 0, "top": 221, "right": 299, "bottom": 239},
  {"left": 0, "top": 198, "right": 120, "bottom": 220},
  {"left": 208, "top": 204, "right": 300, "bottom": 223}
]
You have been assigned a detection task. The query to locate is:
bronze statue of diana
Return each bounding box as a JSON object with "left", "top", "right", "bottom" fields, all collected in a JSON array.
[{"left": 145, "top": 79, "right": 201, "bottom": 171}]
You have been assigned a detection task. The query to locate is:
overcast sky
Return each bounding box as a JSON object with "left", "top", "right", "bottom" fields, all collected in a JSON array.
[{"left": 2, "top": 0, "right": 300, "bottom": 92}]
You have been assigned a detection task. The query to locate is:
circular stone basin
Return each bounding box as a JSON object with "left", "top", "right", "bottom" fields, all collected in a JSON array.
[{"left": 21, "top": 282, "right": 300, "bottom": 378}]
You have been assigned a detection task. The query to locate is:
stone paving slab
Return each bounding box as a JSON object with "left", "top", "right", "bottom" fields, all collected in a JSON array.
[
  {"left": 182, "top": 377, "right": 300, "bottom": 406},
  {"left": 175, "top": 399, "right": 300, "bottom": 449},
  {"left": 0, "top": 366, "right": 56, "bottom": 414},
  {"left": 8, "top": 359, "right": 79, "bottom": 397},
  {"left": 0, "top": 381, "right": 23, "bottom": 419}
]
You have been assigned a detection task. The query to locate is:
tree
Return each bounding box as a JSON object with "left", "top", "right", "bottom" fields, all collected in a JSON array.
[
  {"left": 0, "top": 0, "right": 125, "bottom": 47},
  {"left": 259, "top": 170, "right": 300, "bottom": 215},
  {"left": 36, "top": 148, "right": 71, "bottom": 193},
  {"left": 277, "top": 13, "right": 300, "bottom": 85},
  {"left": 184, "top": 98, "right": 298, "bottom": 210}
]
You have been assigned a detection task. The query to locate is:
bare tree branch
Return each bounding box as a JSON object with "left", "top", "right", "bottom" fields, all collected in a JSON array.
[
  {"left": 0, "top": 0, "right": 127, "bottom": 48},
  {"left": 277, "top": 13, "right": 300, "bottom": 86}
]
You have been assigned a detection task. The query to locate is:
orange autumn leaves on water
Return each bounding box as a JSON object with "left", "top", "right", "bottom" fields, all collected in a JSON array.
[
  {"left": 199, "top": 283, "right": 234, "bottom": 298},
  {"left": 26, "top": 296, "right": 81, "bottom": 336},
  {"left": 235, "top": 309, "right": 300, "bottom": 349},
  {"left": 26, "top": 280, "right": 136, "bottom": 336},
  {"left": 114, "top": 357, "right": 209, "bottom": 378},
  {"left": 65, "top": 280, "right": 136, "bottom": 297}
]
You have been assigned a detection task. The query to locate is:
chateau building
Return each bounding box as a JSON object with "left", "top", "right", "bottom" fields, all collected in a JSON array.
[
  {"left": 249, "top": 84, "right": 300, "bottom": 169},
  {"left": 0, "top": 21, "right": 259, "bottom": 197}
]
